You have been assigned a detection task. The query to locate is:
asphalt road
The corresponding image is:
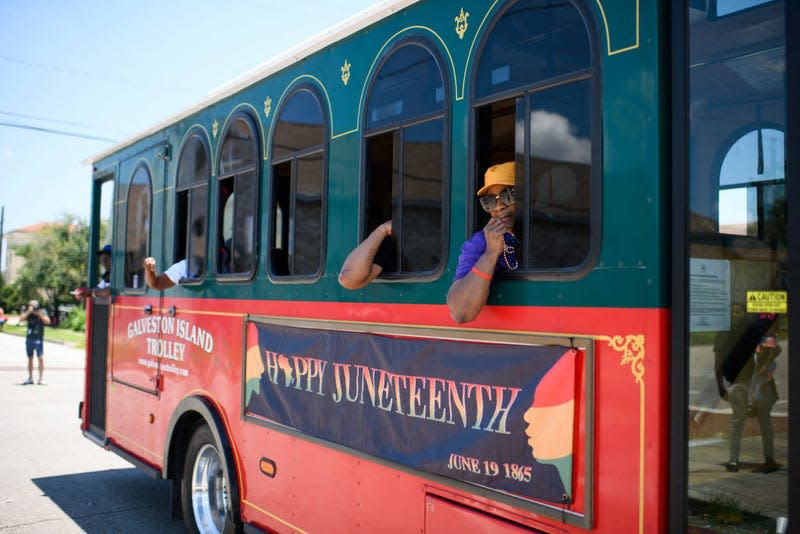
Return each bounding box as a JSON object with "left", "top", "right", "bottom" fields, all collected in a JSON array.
[{"left": 0, "top": 331, "right": 184, "bottom": 533}]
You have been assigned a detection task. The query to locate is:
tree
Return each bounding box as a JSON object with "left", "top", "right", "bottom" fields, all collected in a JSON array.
[
  {"left": 0, "top": 273, "right": 23, "bottom": 313},
  {"left": 12, "top": 215, "right": 89, "bottom": 318}
]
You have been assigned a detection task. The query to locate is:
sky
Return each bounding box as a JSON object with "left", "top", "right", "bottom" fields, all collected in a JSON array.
[
  {"left": 0, "top": 1, "right": 768, "bottom": 243},
  {"left": 0, "top": 0, "right": 377, "bottom": 239}
]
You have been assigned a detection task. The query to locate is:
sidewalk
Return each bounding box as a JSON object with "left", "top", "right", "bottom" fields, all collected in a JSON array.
[{"left": 690, "top": 425, "right": 788, "bottom": 520}]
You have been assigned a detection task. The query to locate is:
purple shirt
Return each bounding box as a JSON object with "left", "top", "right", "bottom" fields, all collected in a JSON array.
[{"left": 453, "top": 231, "right": 519, "bottom": 280}]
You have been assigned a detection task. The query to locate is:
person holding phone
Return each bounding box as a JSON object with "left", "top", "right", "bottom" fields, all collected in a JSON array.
[
  {"left": 447, "top": 161, "right": 519, "bottom": 323},
  {"left": 21, "top": 299, "right": 51, "bottom": 385}
]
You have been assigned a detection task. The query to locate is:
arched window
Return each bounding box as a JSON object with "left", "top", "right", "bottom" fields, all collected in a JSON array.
[
  {"left": 216, "top": 114, "right": 259, "bottom": 278},
  {"left": 363, "top": 40, "right": 449, "bottom": 276},
  {"left": 473, "top": 0, "right": 597, "bottom": 272},
  {"left": 270, "top": 87, "right": 327, "bottom": 278},
  {"left": 175, "top": 132, "right": 210, "bottom": 281},
  {"left": 718, "top": 127, "right": 785, "bottom": 240},
  {"left": 124, "top": 164, "right": 151, "bottom": 288}
]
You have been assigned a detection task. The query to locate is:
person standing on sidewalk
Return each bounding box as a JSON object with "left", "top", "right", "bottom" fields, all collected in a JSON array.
[{"left": 21, "top": 300, "right": 51, "bottom": 385}]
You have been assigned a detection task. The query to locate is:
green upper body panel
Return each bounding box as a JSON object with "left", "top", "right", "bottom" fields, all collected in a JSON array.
[{"left": 93, "top": 0, "right": 666, "bottom": 309}]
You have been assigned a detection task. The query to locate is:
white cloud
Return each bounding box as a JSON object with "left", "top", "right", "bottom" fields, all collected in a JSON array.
[{"left": 531, "top": 110, "right": 591, "bottom": 164}]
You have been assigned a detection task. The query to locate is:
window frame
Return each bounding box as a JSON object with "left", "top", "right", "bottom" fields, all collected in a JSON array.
[
  {"left": 174, "top": 129, "right": 211, "bottom": 285},
  {"left": 712, "top": 122, "right": 786, "bottom": 240},
  {"left": 360, "top": 37, "right": 452, "bottom": 281},
  {"left": 214, "top": 111, "right": 261, "bottom": 283},
  {"left": 468, "top": 0, "right": 602, "bottom": 280},
  {"left": 123, "top": 161, "right": 153, "bottom": 291},
  {"left": 268, "top": 85, "right": 329, "bottom": 283}
]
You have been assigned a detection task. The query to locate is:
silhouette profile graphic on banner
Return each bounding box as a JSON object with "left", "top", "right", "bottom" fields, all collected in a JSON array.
[{"left": 524, "top": 349, "right": 577, "bottom": 500}]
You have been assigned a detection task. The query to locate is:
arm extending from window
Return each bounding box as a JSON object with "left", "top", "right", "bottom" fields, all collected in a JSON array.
[
  {"left": 143, "top": 257, "right": 177, "bottom": 291},
  {"left": 338, "top": 220, "right": 392, "bottom": 290}
]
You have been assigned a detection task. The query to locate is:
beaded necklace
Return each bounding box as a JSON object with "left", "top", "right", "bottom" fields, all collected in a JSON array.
[{"left": 502, "top": 233, "right": 519, "bottom": 270}]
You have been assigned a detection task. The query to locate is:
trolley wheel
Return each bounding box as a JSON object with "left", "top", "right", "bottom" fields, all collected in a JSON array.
[{"left": 181, "top": 422, "right": 239, "bottom": 534}]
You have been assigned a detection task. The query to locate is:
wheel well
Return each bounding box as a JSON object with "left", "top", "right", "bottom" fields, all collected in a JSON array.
[
  {"left": 163, "top": 396, "right": 241, "bottom": 524},
  {"left": 166, "top": 411, "right": 204, "bottom": 481},
  {"left": 165, "top": 410, "right": 204, "bottom": 520}
]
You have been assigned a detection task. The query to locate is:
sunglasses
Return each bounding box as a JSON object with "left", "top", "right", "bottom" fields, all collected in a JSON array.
[{"left": 479, "top": 187, "right": 515, "bottom": 212}]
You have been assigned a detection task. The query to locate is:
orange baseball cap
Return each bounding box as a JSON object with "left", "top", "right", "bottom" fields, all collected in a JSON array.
[{"left": 476, "top": 161, "right": 516, "bottom": 196}]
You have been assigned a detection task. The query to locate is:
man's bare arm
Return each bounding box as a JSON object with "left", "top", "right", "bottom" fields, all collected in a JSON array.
[
  {"left": 143, "top": 257, "right": 176, "bottom": 291},
  {"left": 338, "top": 221, "right": 392, "bottom": 290}
]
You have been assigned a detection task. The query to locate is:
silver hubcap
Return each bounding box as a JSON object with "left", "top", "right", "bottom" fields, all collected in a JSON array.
[{"left": 191, "top": 443, "right": 228, "bottom": 534}]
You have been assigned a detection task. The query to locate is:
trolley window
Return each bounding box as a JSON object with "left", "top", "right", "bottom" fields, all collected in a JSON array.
[
  {"left": 175, "top": 132, "right": 210, "bottom": 281},
  {"left": 270, "top": 88, "right": 327, "bottom": 278},
  {"left": 363, "top": 40, "right": 449, "bottom": 276},
  {"left": 473, "top": 0, "right": 597, "bottom": 273},
  {"left": 124, "top": 164, "right": 151, "bottom": 289},
  {"left": 216, "top": 114, "right": 259, "bottom": 278}
]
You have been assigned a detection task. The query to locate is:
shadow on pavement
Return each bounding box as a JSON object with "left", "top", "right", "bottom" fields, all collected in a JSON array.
[{"left": 33, "top": 468, "right": 184, "bottom": 533}]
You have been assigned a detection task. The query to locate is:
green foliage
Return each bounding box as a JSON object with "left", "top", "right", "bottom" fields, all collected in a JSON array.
[
  {"left": 11, "top": 215, "right": 89, "bottom": 310},
  {"left": 0, "top": 281, "right": 23, "bottom": 313},
  {"left": 62, "top": 306, "right": 87, "bottom": 332}
]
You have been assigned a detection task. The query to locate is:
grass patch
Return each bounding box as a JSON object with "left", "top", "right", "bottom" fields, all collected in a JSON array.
[
  {"left": 1, "top": 323, "right": 86, "bottom": 349},
  {"left": 689, "top": 495, "right": 774, "bottom": 533}
]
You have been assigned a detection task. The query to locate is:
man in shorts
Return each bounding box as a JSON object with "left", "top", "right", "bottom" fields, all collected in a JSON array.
[{"left": 21, "top": 299, "right": 51, "bottom": 385}]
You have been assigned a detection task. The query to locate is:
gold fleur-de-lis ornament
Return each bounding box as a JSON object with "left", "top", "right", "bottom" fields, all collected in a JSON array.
[
  {"left": 264, "top": 96, "right": 272, "bottom": 118},
  {"left": 341, "top": 59, "right": 351, "bottom": 86},
  {"left": 455, "top": 8, "right": 470, "bottom": 40}
]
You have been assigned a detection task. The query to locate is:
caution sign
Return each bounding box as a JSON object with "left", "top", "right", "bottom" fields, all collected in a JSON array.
[{"left": 746, "top": 290, "right": 787, "bottom": 314}]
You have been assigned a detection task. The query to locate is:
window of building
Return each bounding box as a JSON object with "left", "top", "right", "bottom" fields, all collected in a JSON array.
[
  {"left": 473, "top": 0, "right": 596, "bottom": 273},
  {"left": 718, "top": 127, "right": 785, "bottom": 240},
  {"left": 363, "top": 40, "right": 448, "bottom": 276},
  {"left": 175, "top": 132, "right": 210, "bottom": 281},
  {"left": 270, "top": 88, "right": 326, "bottom": 278},
  {"left": 124, "top": 164, "right": 151, "bottom": 288},
  {"left": 216, "top": 114, "right": 259, "bottom": 278}
]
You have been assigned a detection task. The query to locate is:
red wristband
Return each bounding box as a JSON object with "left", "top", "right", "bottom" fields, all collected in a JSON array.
[{"left": 470, "top": 266, "right": 492, "bottom": 281}]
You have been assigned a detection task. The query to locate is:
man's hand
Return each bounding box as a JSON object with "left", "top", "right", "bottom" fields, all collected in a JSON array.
[
  {"left": 482, "top": 217, "right": 507, "bottom": 255},
  {"left": 143, "top": 257, "right": 157, "bottom": 273},
  {"left": 71, "top": 287, "right": 89, "bottom": 300},
  {"left": 376, "top": 220, "right": 392, "bottom": 238}
]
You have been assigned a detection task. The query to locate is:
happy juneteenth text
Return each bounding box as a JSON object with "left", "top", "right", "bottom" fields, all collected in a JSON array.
[{"left": 260, "top": 350, "right": 521, "bottom": 434}]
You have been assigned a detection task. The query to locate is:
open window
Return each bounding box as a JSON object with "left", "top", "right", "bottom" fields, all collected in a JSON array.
[
  {"left": 472, "top": 0, "right": 598, "bottom": 273},
  {"left": 269, "top": 87, "right": 327, "bottom": 279},
  {"left": 362, "top": 39, "right": 449, "bottom": 277},
  {"left": 175, "top": 131, "right": 210, "bottom": 282},
  {"left": 124, "top": 164, "right": 151, "bottom": 289},
  {"left": 216, "top": 114, "right": 259, "bottom": 279}
]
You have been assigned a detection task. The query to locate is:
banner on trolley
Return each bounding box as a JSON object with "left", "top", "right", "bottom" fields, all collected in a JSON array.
[{"left": 245, "top": 321, "right": 578, "bottom": 504}]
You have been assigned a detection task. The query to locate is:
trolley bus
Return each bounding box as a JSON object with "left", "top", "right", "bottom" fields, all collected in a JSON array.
[{"left": 81, "top": 0, "right": 798, "bottom": 532}]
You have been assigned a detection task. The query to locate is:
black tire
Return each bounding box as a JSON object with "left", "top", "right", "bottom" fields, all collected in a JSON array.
[{"left": 180, "top": 422, "right": 238, "bottom": 534}]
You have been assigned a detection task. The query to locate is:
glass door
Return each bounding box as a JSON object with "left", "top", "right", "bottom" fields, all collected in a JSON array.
[{"left": 685, "top": 1, "right": 790, "bottom": 531}]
